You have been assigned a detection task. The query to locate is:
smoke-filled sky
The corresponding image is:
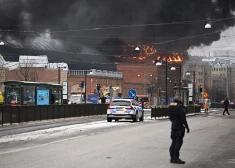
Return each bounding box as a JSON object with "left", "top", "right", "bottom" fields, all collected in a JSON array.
[{"left": 0, "top": 0, "right": 235, "bottom": 65}]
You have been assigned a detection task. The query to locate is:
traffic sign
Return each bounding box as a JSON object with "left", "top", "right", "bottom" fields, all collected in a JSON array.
[
  {"left": 128, "top": 89, "right": 137, "bottom": 98},
  {"left": 169, "top": 97, "right": 174, "bottom": 103}
]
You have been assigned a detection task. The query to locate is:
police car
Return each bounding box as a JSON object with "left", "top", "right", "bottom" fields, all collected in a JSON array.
[{"left": 107, "top": 99, "right": 144, "bottom": 122}]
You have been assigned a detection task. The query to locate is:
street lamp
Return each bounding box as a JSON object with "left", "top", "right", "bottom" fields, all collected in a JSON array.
[
  {"left": 186, "top": 71, "right": 196, "bottom": 104},
  {"left": 171, "top": 65, "right": 182, "bottom": 94},
  {"left": 135, "top": 46, "right": 140, "bottom": 51},
  {"left": 0, "top": 42, "right": 4, "bottom": 45},
  {"left": 156, "top": 60, "right": 168, "bottom": 105},
  {"left": 205, "top": 23, "right": 211, "bottom": 28}
]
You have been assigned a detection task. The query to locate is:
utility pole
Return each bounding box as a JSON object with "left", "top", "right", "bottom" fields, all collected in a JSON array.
[
  {"left": 179, "top": 65, "right": 181, "bottom": 95},
  {"left": 166, "top": 60, "right": 168, "bottom": 105},
  {"left": 144, "top": 72, "right": 146, "bottom": 95},
  {"left": 85, "top": 72, "right": 87, "bottom": 104},
  {"left": 58, "top": 66, "right": 61, "bottom": 84},
  {"left": 193, "top": 71, "right": 195, "bottom": 101}
]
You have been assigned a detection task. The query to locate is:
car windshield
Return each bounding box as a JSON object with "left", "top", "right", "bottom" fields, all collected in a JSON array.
[{"left": 111, "top": 101, "right": 131, "bottom": 106}]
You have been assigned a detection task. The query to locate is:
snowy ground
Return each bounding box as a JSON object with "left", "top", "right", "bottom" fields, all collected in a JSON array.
[{"left": 0, "top": 121, "right": 132, "bottom": 145}]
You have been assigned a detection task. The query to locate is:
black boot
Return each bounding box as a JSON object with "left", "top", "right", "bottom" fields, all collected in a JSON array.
[
  {"left": 170, "top": 158, "right": 174, "bottom": 163},
  {"left": 173, "top": 158, "right": 185, "bottom": 164}
]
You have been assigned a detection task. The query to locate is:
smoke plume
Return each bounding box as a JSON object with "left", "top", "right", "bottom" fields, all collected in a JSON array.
[{"left": 0, "top": 0, "right": 235, "bottom": 67}]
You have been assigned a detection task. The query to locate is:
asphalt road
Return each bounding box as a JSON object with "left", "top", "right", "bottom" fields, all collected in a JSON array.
[{"left": 0, "top": 109, "right": 234, "bottom": 168}]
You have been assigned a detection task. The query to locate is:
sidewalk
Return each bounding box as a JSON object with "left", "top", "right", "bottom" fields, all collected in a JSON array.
[{"left": 0, "top": 115, "right": 106, "bottom": 137}]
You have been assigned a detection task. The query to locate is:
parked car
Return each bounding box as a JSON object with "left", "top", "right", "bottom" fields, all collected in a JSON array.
[{"left": 107, "top": 99, "right": 144, "bottom": 122}]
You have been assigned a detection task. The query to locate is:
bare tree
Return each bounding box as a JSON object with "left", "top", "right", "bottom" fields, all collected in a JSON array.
[{"left": 15, "top": 57, "right": 41, "bottom": 82}]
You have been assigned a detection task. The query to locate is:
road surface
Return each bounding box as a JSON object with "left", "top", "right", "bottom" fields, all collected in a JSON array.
[{"left": 0, "top": 109, "right": 234, "bottom": 168}]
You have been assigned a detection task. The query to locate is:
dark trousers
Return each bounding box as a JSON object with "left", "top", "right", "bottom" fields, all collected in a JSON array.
[
  {"left": 170, "top": 128, "right": 185, "bottom": 159},
  {"left": 223, "top": 107, "right": 230, "bottom": 115}
]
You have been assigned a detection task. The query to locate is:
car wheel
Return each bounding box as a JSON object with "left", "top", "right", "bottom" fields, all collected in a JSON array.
[
  {"left": 140, "top": 111, "right": 144, "bottom": 122},
  {"left": 115, "top": 119, "right": 119, "bottom": 122},
  {"left": 132, "top": 112, "right": 138, "bottom": 122},
  {"left": 107, "top": 118, "right": 112, "bottom": 122}
]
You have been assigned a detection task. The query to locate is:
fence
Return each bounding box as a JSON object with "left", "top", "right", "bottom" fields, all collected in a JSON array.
[
  {"left": 151, "top": 105, "right": 201, "bottom": 119},
  {"left": 199, "top": 103, "right": 235, "bottom": 109},
  {"left": 0, "top": 104, "right": 109, "bottom": 125}
]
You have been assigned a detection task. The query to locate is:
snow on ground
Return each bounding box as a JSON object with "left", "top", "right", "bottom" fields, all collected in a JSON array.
[{"left": 0, "top": 121, "right": 130, "bottom": 145}]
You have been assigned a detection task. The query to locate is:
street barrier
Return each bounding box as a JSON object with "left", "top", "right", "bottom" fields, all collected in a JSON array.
[
  {"left": 1, "top": 104, "right": 108, "bottom": 126},
  {"left": 198, "top": 103, "right": 235, "bottom": 109},
  {"left": 151, "top": 105, "right": 201, "bottom": 119}
]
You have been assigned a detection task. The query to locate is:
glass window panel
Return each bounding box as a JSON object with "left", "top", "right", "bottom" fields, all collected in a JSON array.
[
  {"left": 23, "top": 86, "right": 35, "bottom": 105},
  {"left": 6, "top": 87, "right": 21, "bottom": 104}
]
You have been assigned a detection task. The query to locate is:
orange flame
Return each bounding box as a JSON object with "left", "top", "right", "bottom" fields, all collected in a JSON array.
[
  {"left": 115, "top": 43, "right": 185, "bottom": 63},
  {"left": 168, "top": 56, "right": 184, "bottom": 62}
]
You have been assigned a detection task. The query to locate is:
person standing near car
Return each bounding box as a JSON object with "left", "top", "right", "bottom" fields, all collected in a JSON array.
[
  {"left": 168, "top": 93, "right": 190, "bottom": 164},
  {"left": 100, "top": 94, "right": 107, "bottom": 104},
  {"left": 223, "top": 98, "right": 230, "bottom": 115}
]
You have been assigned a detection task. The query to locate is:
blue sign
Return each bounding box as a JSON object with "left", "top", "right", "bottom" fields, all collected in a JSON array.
[
  {"left": 169, "top": 97, "right": 174, "bottom": 103},
  {"left": 37, "top": 89, "right": 49, "bottom": 105},
  {"left": 88, "top": 94, "right": 99, "bottom": 104},
  {"left": 128, "top": 89, "right": 137, "bottom": 98},
  {"left": 161, "top": 96, "right": 166, "bottom": 105}
]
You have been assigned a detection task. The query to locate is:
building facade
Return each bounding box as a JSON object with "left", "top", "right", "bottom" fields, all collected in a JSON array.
[
  {"left": 67, "top": 69, "right": 123, "bottom": 98},
  {"left": 0, "top": 55, "right": 68, "bottom": 93}
]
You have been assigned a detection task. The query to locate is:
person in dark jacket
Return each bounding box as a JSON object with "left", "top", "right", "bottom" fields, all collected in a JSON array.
[
  {"left": 100, "top": 94, "right": 107, "bottom": 104},
  {"left": 168, "top": 93, "right": 190, "bottom": 164},
  {"left": 141, "top": 98, "right": 145, "bottom": 109},
  {"left": 223, "top": 98, "right": 230, "bottom": 115}
]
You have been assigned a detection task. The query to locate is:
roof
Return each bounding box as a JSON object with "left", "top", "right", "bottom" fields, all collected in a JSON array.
[
  {"left": 19, "top": 55, "right": 48, "bottom": 67},
  {"left": 46, "top": 63, "right": 68, "bottom": 70},
  {"left": 3, "top": 80, "right": 63, "bottom": 87},
  {"left": 2, "top": 55, "right": 68, "bottom": 71}
]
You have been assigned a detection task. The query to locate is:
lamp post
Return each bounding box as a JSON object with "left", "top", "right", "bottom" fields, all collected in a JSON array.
[
  {"left": 186, "top": 71, "right": 196, "bottom": 103},
  {"left": 84, "top": 72, "right": 87, "bottom": 104},
  {"left": 170, "top": 65, "right": 182, "bottom": 94},
  {"left": 156, "top": 60, "right": 168, "bottom": 105}
]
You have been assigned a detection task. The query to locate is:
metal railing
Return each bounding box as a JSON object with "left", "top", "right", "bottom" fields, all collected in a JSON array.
[
  {"left": 0, "top": 104, "right": 108, "bottom": 125},
  {"left": 151, "top": 105, "right": 201, "bottom": 119}
]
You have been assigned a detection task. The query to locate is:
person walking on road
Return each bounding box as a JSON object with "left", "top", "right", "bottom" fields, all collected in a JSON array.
[
  {"left": 223, "top": 98, "right": 230, "bottom": 115},
  {"left": 168, "top": 93, "right": 190, "bottom": 164}
]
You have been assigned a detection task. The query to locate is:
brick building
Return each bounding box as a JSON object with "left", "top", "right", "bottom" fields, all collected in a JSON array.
[
  {"left": 0, "top": 55, "right": 68, "bottom": 93},
  {"left": 117, "top": 64, "right": 158, "bottom": 96},
  {"left": 67, "top": 69, "right": 123, "bottom": 98}
]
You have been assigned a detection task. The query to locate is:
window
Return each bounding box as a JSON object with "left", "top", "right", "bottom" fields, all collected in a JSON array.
[
  {"left": 111, "top": 101, "right": 131, "bottom": 106},
  {"left": 23, "top": 86, "right": 35, "bottom": 105},
  {"left": 5, "top": 87, "right": 21, "bottom": 104},
  {"left": 52, "top": 87, "right": 62, "bottom": 104}
]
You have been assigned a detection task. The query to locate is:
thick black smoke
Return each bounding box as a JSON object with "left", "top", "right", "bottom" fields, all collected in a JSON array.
[{"left": 0, "top": 0, "right": 235, "bottom": 68}]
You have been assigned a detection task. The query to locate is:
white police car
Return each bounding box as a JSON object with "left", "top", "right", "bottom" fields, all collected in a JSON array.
[{"left": 107, "top": 99, "right": 144, "bottom": 122}]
